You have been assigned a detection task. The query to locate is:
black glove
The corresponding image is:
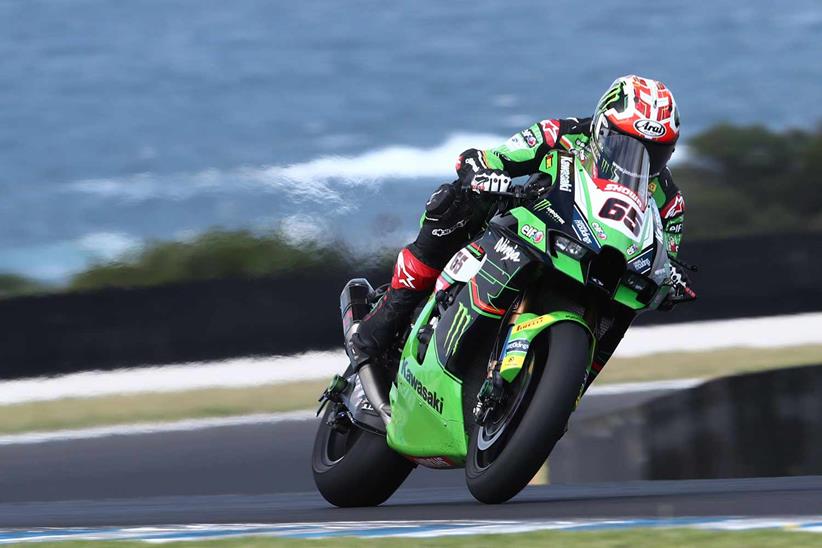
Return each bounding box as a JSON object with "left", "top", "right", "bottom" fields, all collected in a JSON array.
[{"left": 659, "top": 262, "right": 697, "bottom": 311}]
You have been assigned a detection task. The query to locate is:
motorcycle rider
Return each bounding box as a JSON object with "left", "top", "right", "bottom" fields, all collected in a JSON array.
[{"left": 347, "top": 75, "right": 695, "bottom": 412}]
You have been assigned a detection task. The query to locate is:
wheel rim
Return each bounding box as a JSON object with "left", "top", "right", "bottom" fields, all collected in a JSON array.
[{"left": 322, "top": 410, "right": 362, "bottom": 465}]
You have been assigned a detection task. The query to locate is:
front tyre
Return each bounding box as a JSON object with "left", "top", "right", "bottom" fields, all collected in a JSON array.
[
  {"left": 312, "top": 406, "right": 414, "bottom": 507},
  {"left": 465, "top": 321, "right": 590, "bottom": 504}
]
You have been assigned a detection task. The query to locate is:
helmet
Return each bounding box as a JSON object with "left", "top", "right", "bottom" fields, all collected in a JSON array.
[{"left": 588, "top": 75, "right": 680, "bottom": 206}]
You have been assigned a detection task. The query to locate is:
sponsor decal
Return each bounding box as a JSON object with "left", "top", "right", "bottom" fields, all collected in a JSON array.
[
  {"left": 540, "top": 119, "right": 560, "bottom": 146},
  {"left": 648, "top": 181, "right": 657, "bottom": 193},
  {"left": 591, "top": 222, "right": 608, "bottom": 240},
  {"left": 408, "top": 456, "right": 456, "bottom": 469},
  {"left": 505, "top": 339, "right": 530, "bottom": 354},
  {"left": 401, "top": 360, "right": 444, "bottom": 414},
  {"left": 494, "top": 237, "right": 521, "bottom": 262},
  {"left": 559, "top": 155, "right": 573, "bottom": 192},
  {"left": 633, "top": 119, "right": 667, "bottom": 138},
  {"left": 668, "top": 239, "right": 680, "bottom": 254},
  {"left": 444, "top": 303, "right": 470, "bottom": 355},
  {"left": 543, "top": 155, "right": 553, "bottom": 171},
  {"left": 505, "top": 133, "right": 528, "bottom": 151},
  {"left": 667, "top": 221, "right": 683, "bottom": 234},
  {"left": 632, "top": 256, "right": 652, "bottom": 272},
  {"left": 394, "top": 250, "right": 416, "bottom": 289},
  {"left": 501, "top": 353, "right": 525, "bottom": 371},
  {"left": 573, "top": 219, "right": 593, "bottom": 245},
  {"left": 431, "top": 218, "right": 468, "bottom": 237},
  {"left": 534, "top": 200, "right": 565, "bottom": 225},
  {"left": 662, "top": 193, "right": 685, "bottom": 219},
  {"left": 626, "top": 244, "right": 637, "bottom": 256},
  {"left": 522, "top": 128, "right": 538, "bottom": 147},
  {"left": 604, "top": 182, "right": 642, "bottom": 205},
  {"left": 512, "top": 314, "right": 554, "bottom": 334},
  {"left": 521, "top": 224, "right": 545, "bottom": 243}
]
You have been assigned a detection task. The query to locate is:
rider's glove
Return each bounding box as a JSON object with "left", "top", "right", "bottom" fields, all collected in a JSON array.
[
  {"left": 659, "top": 262, "right": 697, "bottom": 311},
  {"left": 466, "top": 169, "right": 512, "bottom": 194}
]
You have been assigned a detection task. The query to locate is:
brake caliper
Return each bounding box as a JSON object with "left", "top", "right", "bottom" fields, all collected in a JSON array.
[{"left": 473, "top": 369, "right": 505, "bottom": 425}]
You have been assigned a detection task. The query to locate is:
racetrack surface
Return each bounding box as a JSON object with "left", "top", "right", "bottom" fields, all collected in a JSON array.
[
  {"left": 1, "top": 477, "right": 820, "bottom": 528},
  {"left": 2, "top": 385, "right": 820, "bottom": 528}
]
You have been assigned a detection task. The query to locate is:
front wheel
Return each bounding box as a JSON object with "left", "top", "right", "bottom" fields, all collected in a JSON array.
[
  {"left": 465, "top": 321, "right": 590, "bottom": 504},
  {"left": 312, "top": 406, "right": 414, "bottom": 507}
]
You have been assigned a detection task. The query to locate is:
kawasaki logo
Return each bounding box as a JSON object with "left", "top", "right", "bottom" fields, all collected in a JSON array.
[
  {"left": 401, "top": 360, "right": 444, "bottom": 414},
  {"left": 633, "top": 119, "right": 666, "bottom": 138},
  {"left": 559, "top": 155, "right": 573, "bottom": 192}
]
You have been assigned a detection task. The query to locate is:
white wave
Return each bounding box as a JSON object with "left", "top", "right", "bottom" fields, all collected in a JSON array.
[
  {"left": 66, "top": 131, "right": 687, "bottom": 203},
  {"left": 66, "top": 133, "right": 506, "bottom": 202},
  {"left": 76, "top": 232, "right": 141, "bottom": 260}
]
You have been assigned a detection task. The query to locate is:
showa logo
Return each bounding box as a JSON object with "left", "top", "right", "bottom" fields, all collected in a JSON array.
[
  {"left": 521, "top": 224, "right": 544, "bottom": 244},
  {"left": 633, "top": 119, "right": 666, "bottom": 138},
  {"left": 494, "top": 237, "right": 521, "bottom": 263}
]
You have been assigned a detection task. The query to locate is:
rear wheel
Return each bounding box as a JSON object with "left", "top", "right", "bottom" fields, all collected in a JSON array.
[
  {"left": 465, "top": 321, "right": 590, "bottom": 504},
  {"left": 312, "top": 406, "right": 414, "bottom": 507}
]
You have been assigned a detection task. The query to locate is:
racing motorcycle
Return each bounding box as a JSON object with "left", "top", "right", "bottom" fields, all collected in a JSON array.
[{"left": 312, "top": 145, "right": 694, "bottom": 506}]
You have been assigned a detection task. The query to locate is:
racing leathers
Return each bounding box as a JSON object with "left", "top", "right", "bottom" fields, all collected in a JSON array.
[{"left": 351, "top": 116, "right": 687, "bottom": 386}]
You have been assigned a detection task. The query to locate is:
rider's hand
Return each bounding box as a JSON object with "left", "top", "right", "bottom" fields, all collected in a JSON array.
[
  {"left": 659, "top": 262, "right": 697, "bottom": 311},
  {"left": 466, "top": 169, "right": 512, "bottom": 194}
]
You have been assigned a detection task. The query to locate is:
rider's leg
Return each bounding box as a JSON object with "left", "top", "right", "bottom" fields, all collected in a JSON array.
[{"left": 350, "top": 181, "right": 475, "bottom": 364}]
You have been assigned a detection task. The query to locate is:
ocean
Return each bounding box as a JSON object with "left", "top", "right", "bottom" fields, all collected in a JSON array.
[{"left": 2, "top": 0, "right": 821, "bottom": 280}]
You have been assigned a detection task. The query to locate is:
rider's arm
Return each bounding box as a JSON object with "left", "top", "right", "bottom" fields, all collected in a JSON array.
[
  {"left": 456, "top": 117, "right": 591, "bottom": 180},
  {"left": 653, "top": 168, "right": 686, "bottom": 258}
]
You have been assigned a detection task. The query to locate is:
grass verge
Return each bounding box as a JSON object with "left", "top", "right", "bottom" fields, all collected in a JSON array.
[
  {"left": 25, "top": 528, "right": 822, "bottom": 547},
  {"left": 2, "top": 345, "right": 820, "bottom": 435}
]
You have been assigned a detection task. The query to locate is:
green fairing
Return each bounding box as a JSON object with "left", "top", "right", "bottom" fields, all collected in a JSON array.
[
  {"left": 614, "top": 284, "right": 645, "bottom": 310},
  {"left": 509, "top": 207, "right": 547, "bottom": 252},
  {"left": 499, "top": 311, "right": 594, "bottom": 382},
  {"left": 550, "top": 251, "right": 585, "bottom": 283},
  {"left": 388, "top": 296, "right": 468, "bottom": 462}
]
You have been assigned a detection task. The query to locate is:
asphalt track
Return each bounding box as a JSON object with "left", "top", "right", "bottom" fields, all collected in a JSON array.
[{"left": 1, "top": 387, "right": 820, "bottom": 528}]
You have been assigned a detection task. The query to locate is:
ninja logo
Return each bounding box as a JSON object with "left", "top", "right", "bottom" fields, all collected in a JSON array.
[
  {"left": 559, "top": 156, "right": 573, "bottom": 192},
  {"left": 494, "top": 237, "right": 521, "bottom": 262},
  {"left": 401, "top": 361, "right": 444, "bottom": 414}
]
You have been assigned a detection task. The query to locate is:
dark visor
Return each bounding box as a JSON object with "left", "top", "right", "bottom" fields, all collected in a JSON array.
[{"left": 590, "top": 130, "right": 651, "bottom": 208}]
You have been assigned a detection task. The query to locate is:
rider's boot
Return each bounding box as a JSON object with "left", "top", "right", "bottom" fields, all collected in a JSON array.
[{"left": 346, "top": 248, "right": 440, "bottom": 423}]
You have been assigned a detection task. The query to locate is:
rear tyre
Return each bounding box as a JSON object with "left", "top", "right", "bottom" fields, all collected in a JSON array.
[
  {"left": 465, "top": 321, "right": 590, "bottom": 504},
  {"left": 312, "top": 407, "right": 414, "bottom": 507}
]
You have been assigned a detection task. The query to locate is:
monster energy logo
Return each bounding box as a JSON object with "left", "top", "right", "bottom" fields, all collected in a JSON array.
[
  {"left": 444, "top": 303, "right": 470, "bottom": 356},
  {"left": 401, "top": 360, "right": 444, "bottom": 414},
  {"left": 598, "top": 84, "right": 624, "bottom": 113},
  {"left": 533, "top": 199, "right": 551, "bottom": 212}
]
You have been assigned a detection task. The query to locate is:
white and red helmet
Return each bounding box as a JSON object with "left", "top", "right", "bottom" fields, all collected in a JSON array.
[{"left": 591, "top": 75, "right": 680, "bottom": 177}]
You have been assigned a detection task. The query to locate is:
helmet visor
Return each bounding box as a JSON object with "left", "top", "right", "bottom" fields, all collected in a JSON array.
[{"left": 590, "top": 129, "right": 651, "bottom": 208}]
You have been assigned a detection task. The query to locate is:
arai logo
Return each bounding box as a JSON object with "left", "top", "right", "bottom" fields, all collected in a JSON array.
[{"left": 633, "top": 119, "right": 666, "bottom": 138}]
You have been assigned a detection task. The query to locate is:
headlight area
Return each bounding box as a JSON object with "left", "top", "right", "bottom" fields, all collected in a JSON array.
[
  {"left": 621, "top": 272, "right": 658, "bottom": 305},
  {"left": 552, "top": 234, "right": 588, "bottom": 260}
]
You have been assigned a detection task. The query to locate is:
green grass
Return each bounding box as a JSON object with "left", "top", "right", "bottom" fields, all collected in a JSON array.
[
  {"left": 2, "top": 345, "right": 820, "bottom": 435},
  {"left": 22, "top": 528, "right": 822, "bottom": 547}
]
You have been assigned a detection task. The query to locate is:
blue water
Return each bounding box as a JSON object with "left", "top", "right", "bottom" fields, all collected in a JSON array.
[{"left": 2, "top": 0, "right": 821, "bottom": 280}]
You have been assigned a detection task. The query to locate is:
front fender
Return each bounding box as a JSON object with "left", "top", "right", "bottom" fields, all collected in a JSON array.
[{"left": 499, "top": 311, "right": 595, "bottom": 382}]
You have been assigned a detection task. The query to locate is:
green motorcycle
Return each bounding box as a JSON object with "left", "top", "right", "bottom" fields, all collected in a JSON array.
[{"left": 313, "top": 147, "right": 685, "bottom": 506}]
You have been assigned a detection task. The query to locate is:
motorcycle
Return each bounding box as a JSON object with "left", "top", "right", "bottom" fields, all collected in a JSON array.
[{"left": 312, "top": 147, "right": 694, "bottom": 506}]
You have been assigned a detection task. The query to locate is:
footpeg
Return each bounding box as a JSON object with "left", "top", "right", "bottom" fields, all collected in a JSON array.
[{"left": 316, "top": 374, "right": 349, "bottom": 416}]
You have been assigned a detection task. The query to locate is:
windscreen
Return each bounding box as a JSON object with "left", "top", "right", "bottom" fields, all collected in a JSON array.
[{"left": 589, "top": 129, "right": 651, "bottom": 209}]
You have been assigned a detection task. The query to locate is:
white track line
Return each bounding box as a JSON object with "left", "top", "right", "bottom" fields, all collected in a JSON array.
[
  {"left": 2, "top": 312, "right": 820, "bottom": 406},
  {"left": 0, "top": 410, "right": 317, "bottom": 446}
]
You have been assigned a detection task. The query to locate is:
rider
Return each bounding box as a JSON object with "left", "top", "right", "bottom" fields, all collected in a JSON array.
[{"left": 348, "top": 75, "right": 694, "bottom": 401}]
